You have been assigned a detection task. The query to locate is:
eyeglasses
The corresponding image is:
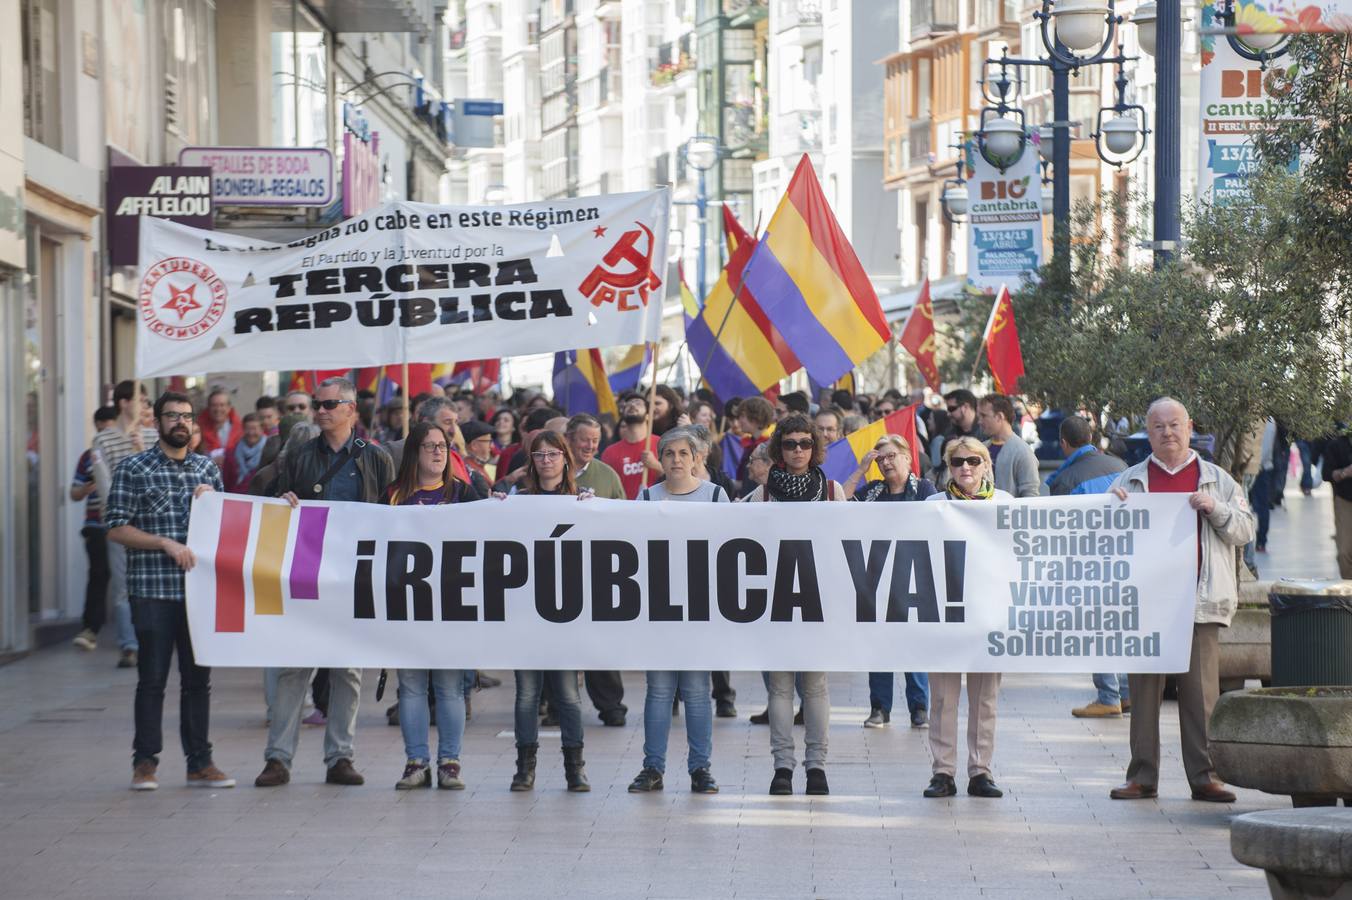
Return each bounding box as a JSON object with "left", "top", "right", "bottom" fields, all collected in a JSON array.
[
  {"left": 421, "top": 442, "right": 448, "bottom": 453},
  {"left": 316, "top": 399, "right": 353, "bottom": 411},
  {"left": 160, "top": 412, "right": 195, "bottom": 424},
  {"left": 876, "top": 452, "right": 904, "bottom": 463},
  {"left": 286, "top": 403, "right": 310, "bottom": 412},
  {"left": 531, "top": 450, "right": 564, "bottom": 462},
  {"left": 781, "top": 438, "right": 815, "bottom": 451},
  {"left": 950, "top": 456, "right": 984, "bottom": 469}
]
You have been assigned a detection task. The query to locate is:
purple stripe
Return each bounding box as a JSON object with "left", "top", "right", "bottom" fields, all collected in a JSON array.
[
  {"left": 822, "top": 437, "right": 861, "bottom": 486},
  {"left": 552, "top": 363, "right": 600, "bottom": 415},
  {"left": 288, "top": 506, "right": 329, "bottom": 600},
  {"left": 685, "top": 314, "right": 761, "bottom": 401},
  {"left": 741, "top": 241, "right": 856, "bottom": 384}
]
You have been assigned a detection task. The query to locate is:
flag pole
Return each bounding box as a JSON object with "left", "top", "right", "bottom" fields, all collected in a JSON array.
[
  {"left": 640, "top": 340, "right": 660, "bottom": 490},
  {"left": 400, "top": 363, "right": 410, "bottom": 438}
]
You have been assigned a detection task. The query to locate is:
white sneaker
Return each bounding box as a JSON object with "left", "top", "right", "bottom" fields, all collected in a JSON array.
[
  {"left": 72, "top": 629, "right": 97, "bottom": 651},
  {"left": 395, "top": 760, "right": 431, "bottom": 790}
]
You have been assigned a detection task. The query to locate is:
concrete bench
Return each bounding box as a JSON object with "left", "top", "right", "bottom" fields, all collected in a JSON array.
[{"left": 1231, "top": 808, "right": 1352, "bottom": 899}]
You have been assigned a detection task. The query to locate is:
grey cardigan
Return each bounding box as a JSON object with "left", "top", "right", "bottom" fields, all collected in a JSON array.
[{"left": 986, "top": 436, "right": 1041, "bottom": 498}]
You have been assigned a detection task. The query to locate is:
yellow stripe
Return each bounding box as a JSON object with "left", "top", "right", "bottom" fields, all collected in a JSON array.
[
  {"left": 614, "top": 344, "right": 646, "bottom": 372},
  {"left": 764, "top": 201, "right": 885, "bottom": 364},
  {"left": 699, "top": 274, "right": 789, "bottom": 391},
  {"left": 846, "top": 419, "right": 889, "bottom": 482},
  {"left": 578, "top": 352, "right": 618, "bottom": 418},
  {"left": 252, "top": 503, "right": 292, "bottom": 615}
]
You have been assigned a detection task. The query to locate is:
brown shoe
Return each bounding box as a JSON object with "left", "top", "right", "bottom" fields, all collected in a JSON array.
[
  {"left": 1191, "top": 782, "right": 1236, "bottom": 803},
  {"left": 187, "top": 764, "right": 236, "bottom": 788},
  {"left": 1110, "top": 781, "right": 1158, "bottom": 800},
  {"left": 326, "top": 758, "right": 365, "bottom": 786},
  {"left": 1072, "top": 701, "right": 1123, "bottom": 718},
  {"left": 131, "top": 760, "right": 158, "bottom": 791},
  {"left": 254, "top": 759, "right": 290, "bottom": 788},
  {"left": 1121, "top": 698, "right": 1131, "bottom": 714}
]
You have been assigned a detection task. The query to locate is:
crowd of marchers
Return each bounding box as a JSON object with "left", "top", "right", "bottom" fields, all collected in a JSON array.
[{"left": 67, "top": 374, "right": 1352, "bottom": 801}]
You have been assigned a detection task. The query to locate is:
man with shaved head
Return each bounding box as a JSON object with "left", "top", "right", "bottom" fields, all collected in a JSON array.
[{"left": 1107, "top": 397, "right": 1255, "bottom": 803}]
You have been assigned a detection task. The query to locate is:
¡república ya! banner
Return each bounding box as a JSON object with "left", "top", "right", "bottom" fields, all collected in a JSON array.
[
  {"left": 185, "top": 492, "right": 1199, "bottom": 673},
  {"left": 134, "top": 189, "right": 669, "bottom": 378}
]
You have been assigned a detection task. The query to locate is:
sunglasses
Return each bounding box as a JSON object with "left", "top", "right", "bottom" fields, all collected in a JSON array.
[
  {"left": 286, "top": 403, "right": 310, "bottom": 412},
  {"left": 316, "top": 399, "right": 353, "bottom": 411},
  {"left": 945, "top": 405, "right": 959, "bottom": 413},
  {"left": 950, "top": 456, "right": 984, "bottom": 469},
  {"left": 781, "top": 438, "right": 815, "bottom": 451}
]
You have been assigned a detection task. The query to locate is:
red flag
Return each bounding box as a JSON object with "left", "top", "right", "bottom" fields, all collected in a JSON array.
[
  {"left": 884, "top": 404, "right": 924, "bottom": 478},
  {"left": 722, "top": 204, "right": 752, "bottom": 256},
  {"left": 899, "top": 279, "right": 941, "bottom": 391},
  {"left": 982, "top": 285, "right": 1025, "bottom": 395},
  {"left": 451, "top": 359, "right": 501, "bottom": 395}
]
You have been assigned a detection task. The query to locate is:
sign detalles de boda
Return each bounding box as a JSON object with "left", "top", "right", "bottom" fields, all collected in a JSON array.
[
  {"left": 133, "top": 190, "right": 669, "bottom": 378},
  {"left": 185, "top": 493, "right": 1199, "bottom": 672}
]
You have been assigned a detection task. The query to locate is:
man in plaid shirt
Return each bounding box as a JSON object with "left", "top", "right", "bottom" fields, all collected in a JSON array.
[{"left": 105, "top": 391, "right": 236, "bottom": 792}]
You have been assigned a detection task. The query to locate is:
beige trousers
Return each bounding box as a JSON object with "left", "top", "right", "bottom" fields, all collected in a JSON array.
[
  {"left": 928, "top": 672, "right": 1001, "bottom": 778},
  {"left": 1125, "top": 622, "right": 1220, "bottom": 789}
]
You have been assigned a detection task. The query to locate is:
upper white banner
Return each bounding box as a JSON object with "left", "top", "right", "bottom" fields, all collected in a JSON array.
[
  {"left": 134, "top": 190, "right": 670, "bottom": 377},
  {"left": 185, "top": 492, "right": 1200, "bottom": 673}
]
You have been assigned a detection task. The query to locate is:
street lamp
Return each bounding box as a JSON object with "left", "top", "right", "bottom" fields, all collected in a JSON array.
[
  {"left": 682, "top": 135, "right": 721, "bottom": 306},
  {"left": 1091, "top": 64, "right": 1150, "bottom": 164}
]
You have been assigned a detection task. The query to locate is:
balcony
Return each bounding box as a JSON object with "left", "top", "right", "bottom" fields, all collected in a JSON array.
[
  {"left": 907, "top": 118, "right": 932, "bottom": 167},
  {"left": 725, "top": 0, "right": 768, "bottom": 26},
  {"left": 775, "top": 0, "right": 822, "bottom": 45},
  {"left": 579, "top": 65, "right": 622, "bottom": 111},
  {"left": 909, "top": 0, "right": 958, "bottom": 39},
  {"left": 725, "top": 102, "right": 767, "bottom": 156},
  {"left": 775, "top": 109, "right": 822, "bottom": 155},
  {"left": 652, "top": 35, "right": 696, "bottom": 90}
]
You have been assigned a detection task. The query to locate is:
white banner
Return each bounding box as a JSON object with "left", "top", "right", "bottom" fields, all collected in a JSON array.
[
  {"left": 965, "top": 137, "right": 1044, "bottom": 295},
  {"left": 185, "top": 492, "right": 1199, "bottom": 673},
  {"left": 134, "top": 190, "right": 669, "bottom": 377},
  {"left": 1199, "top": 1, "right": 1301, "bottom": 205}
]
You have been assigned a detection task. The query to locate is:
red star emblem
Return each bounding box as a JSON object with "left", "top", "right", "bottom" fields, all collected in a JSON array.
[
  {"left": 161, "top": 282, "right": 202, "bottom": 320},
  {"left": 593, "top": 225, "right": 608, "bottom": 238}
]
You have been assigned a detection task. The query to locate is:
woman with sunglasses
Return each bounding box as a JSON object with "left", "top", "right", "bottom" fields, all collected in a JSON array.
[
  {"left": 506, "top": 431, "right": 591, "bottom": 791},
  {"left": 745, "top": 413, "right": 844, "bottom": 796},
  {"left": 387, "top": 421, "right": 479, "bottom": 791},
  {"left": 923, "top": 436, "right": 1012, "bottom": 799},
  {"left": 846, "top": 434, "right": 938, "bottom": 730}
]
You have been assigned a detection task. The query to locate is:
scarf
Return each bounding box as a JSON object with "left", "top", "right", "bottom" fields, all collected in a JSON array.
[
  {"left": 947, "top": 478, "right": 995, "bottom": 501},
  {"left": 860, "top": 474, "right": 920, "bottom": 502},
  {"left": 766, "top": 464, "right": 827, "bottom": 502},
  {"left": 234, "top": 437, "right": 265, "bottom": 481}
]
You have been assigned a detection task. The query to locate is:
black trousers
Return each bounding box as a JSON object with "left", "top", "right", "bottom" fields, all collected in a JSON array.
[
  {"left": 584, "top": 671, "right": 627, "bottom": 716},
  {"left": 81, "top": 526, "right": 110, "bottom": 634},
  {"left": 711, "top": 671, "right": 736, "bottom": 704}
]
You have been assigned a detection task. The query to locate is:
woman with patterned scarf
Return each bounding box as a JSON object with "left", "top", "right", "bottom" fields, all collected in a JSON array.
[
  {"left": 923, "top": 436, "right": 1012, "bottom": 799},
  {"left": 746, "top": 413, "right": 844, "bottom": 796}
]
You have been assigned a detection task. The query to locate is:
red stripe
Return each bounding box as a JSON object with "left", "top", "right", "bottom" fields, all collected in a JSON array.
[
  {"left": 214, "top": 499, "right": 253, "bottom": 633},
  {"left": 727, "top": 239, "right": 803, "bottom": 374},
  {"left": 785, "top": 156, "right": 892, "bottom": 341}
]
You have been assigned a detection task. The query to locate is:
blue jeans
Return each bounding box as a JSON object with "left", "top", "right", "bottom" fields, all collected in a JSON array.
[
  {"left": 643, "top": 671, "right": 713, "bottom": 774},
  {"left": 1093, "top": 672, "right": 1131, "bottom": 706},
  {"left": 514, "top": 670, "right": 583, "bottom": 749},
  {"left": 1298, "top": 440, "right": 1314, "bottom": 492},
  {"left": 868, "top": 672, "right": 929, "bottom": 714},
  {"left": 397, "top": 669, "right": 467, "bottom": 763},
  {"left": 130, "top": 597, "right": 212, "bottom": 771},
  {"left": 1250, "top": 469, "right": 1272, "bottom": 547}
]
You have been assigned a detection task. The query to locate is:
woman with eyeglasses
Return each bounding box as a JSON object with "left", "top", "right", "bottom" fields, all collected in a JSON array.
[
  {"left": 385, "top": 421, "right": 478, "bottom": 792},
  {"left": 845, "top": 434, "right": 938, "bottom": 730},
  {"left": 922, "top": 436, "right": 1012, "bottom": 799},
  {"left": 745, "top": 413, "right": 844, "bottom": 796},
  {"left": 506, "top": 431, "right": 591, "bottom": 792}
]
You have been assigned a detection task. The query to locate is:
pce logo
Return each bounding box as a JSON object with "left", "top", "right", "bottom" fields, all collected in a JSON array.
[{"left": 578, "top": 222, "right": 663, "bottom": 311}]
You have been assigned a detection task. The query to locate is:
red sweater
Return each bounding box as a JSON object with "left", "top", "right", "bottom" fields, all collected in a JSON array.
[{"left": 1148, "top": 454, "right": 1201, "bottom": 574}]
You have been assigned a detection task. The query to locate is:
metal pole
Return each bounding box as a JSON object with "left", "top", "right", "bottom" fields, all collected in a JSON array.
[
  {"left": 1153, "top": 0, "right": 1181, "bottom": 268},
  {"left": 1052, "top": 52, "right": 1072, "bottom": 277},
  {"left": 695, "top": 168, "right": 708, "bottom": 303}
]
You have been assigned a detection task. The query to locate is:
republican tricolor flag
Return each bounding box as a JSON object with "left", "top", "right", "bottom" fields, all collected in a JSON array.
[
  {"left": 982, "top": 284, "right": 1025, "bottom": 395},
  {"left": 552, "top": 349, "right": 618, "bottom": 419},
  {"left": 822, "top": 404, "right": 924, "bottom": 486}
]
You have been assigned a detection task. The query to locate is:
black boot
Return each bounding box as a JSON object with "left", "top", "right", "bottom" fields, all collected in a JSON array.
[
  {"left": 510, "top": 744, "right": 538, "bottom": 792},
  {"left": 563, "top": 746, "right": 591, "bottom": 793}
]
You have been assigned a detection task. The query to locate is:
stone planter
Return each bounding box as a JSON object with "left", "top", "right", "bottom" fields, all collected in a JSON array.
[
  {"left": 1231, "top": 808, "right": 1352, "bottom": 900},
  {"left": 1220, "top": 605, "right": 1273, "bottom": 693},
  {"left": 1211, "top": 687, "right": 1352, "bottom": 807}
]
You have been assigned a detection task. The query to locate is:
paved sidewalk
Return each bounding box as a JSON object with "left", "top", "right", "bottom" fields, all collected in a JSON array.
[{"left": 0, "top": 642, "right": 1281, "bottom": 900}]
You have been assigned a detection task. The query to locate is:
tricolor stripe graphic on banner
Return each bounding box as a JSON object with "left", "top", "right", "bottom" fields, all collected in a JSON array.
[{"left": 212, "top": 499, "right": 329, "bottom": 632}]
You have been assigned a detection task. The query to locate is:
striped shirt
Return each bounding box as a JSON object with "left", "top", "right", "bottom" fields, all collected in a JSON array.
[
  {"left": 104, "top": 445, "right": 223, "bottom": 601},
  {"left": 90, "top": 425, "right": 161, "bottom": 497}
]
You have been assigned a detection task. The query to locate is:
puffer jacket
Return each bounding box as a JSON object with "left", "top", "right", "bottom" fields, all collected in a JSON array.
[{"left": 1110, "top": 455, "right": 1256, "bottom": 626}]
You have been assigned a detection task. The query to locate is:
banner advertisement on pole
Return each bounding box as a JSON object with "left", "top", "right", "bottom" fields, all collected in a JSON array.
[
  {"left": 185, "top": 492, "right": 1199, "bottom": 673},
  {"left": 134, "top": 189, "right": 670, "bottom": 377},
  {"left": 965, "top": 138, "right": 1044, "bottom": 295},
  {"left": 1206, "top": 0, "right": 1352, "bottom": 33},
  {"left": 1198, "top": 0, "right": 1301, "bottom": 205}
]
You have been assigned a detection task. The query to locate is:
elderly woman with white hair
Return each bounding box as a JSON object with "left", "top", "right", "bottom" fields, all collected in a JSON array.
[
  {"left": 845, "top": 434, "right": 939, "bottom": 729},
  {"left": 923, "top": 436, "right": 1012, "bottom": 799}
]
